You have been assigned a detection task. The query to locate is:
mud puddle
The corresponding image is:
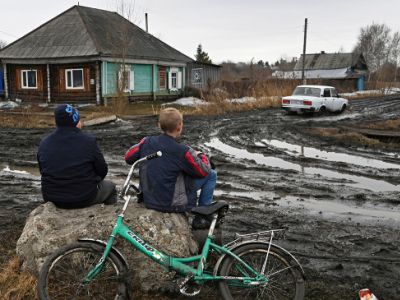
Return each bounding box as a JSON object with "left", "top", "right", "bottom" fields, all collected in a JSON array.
[
  {"left": 277, "top": 195, "right": 400, "bottom": 228},
  {"left": 206, "top": 138, "right": 400, "bottom": 192},
  {"left": 259, "top": 139, "right": 400, "bottom": 169}
]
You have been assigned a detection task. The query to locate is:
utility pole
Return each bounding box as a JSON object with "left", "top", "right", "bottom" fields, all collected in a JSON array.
[{"left": 301, "top": 18, "right": 308, "bottom": 84}]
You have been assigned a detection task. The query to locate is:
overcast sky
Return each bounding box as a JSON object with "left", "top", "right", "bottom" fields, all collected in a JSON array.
[{"left": 1, "top": 0, "right": 399, "bottom": 64}]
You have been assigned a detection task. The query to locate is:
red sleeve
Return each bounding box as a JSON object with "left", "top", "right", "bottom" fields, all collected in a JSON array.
[
  {"left": 183, "top": 148, "right": 211, "bottom": 178},
  {"left": 124, "top": 138, "right": 146, "bottom": 165}
]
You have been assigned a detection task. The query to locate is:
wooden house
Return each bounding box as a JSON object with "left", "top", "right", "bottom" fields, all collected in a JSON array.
[
  {"left": 274, "top": 52, "right": 368, "bottom": 91},
  {"left": 0, "top": 5, "right": 195, "bottom": 104}
]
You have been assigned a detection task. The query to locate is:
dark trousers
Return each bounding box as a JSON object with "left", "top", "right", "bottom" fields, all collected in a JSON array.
[{"left": 91, "top": 180, "right": 118, "bottom": 205}]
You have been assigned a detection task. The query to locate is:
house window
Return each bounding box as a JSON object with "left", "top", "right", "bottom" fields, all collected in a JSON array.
[
  {"left": 171, "top": 72, "right": 177, "bottom": 89},
  {"left": 118, "top": 65, "right": 134, "bottom": 92},
  {"left": 65, "top": 69, "right": 84, "bottom": 89},
  {"left": 169, "top": 68, "right": 182, "bottom": 91},
  {"left": 159, "top": 67, "right": 166, "bottom": 90},
  {"left": 21, "top": 70, "right": 37, "bottom": 89},
  {"left": 192, "top": 68, "right": 203, "bottom": 85}
]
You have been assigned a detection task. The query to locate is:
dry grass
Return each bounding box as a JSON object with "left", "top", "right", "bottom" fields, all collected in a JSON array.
[
  {"left": 192, "top": 80, "right": 293, "bottom": 115},
  {"left": 0, "top": 111, "right": 54, "bottom": 128},
  {"left": 364, "top": 119, "right": 400, "bottom": 131},
  {"left": 0, "top": 257, "right": 37, "bottom": 300},
  {"left": 312, "top": 128, "right": 381, "bottom": 147}
]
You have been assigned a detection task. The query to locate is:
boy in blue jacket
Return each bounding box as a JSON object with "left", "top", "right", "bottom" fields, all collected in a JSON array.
[
  {"left": 125, "top": 107, "right": 217, "bottom": 213},
  {"left": 37, "top": 104, "right": 117, "bottom": 208}
]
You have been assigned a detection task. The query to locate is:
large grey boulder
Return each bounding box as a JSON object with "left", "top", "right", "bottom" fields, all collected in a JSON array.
[{"left": 16, "top": 202, "right": 198, "bottom": 292}]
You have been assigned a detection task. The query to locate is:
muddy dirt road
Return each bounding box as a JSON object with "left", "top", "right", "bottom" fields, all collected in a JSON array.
[{"left": 1, "top": 96, "right": 399, "bottom": 299}]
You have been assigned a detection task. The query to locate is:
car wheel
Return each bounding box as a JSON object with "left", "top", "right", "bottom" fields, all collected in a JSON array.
[
  {"left": 319, "top": 106, "right": 327, "bottom": 115},
  {"left": 339, "top": 104, "right": 347, "bottom": 113}
]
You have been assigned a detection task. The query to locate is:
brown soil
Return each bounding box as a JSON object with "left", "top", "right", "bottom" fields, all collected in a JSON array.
[{"left": 0, "top": 95, "right": 399, "bottom": 299}]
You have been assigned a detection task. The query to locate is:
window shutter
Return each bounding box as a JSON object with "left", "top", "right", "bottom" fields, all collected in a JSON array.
[
  {"left": 177, "top": 71, "right": 182, "bottom": 89},
  {"left": 168, "top": 71, "right": 172, "bottom": 90},
  {"left": 16, "top": 68, "right": 21, "bottom": 90},
  {"left": 84, "top": 68, "right": 90, "bottom": 91},
  {"left": 37, "top": 69, "right": 43, "bottom": 91},
  {"left": 117, "top": 70, "right": 122, "bottom": 92},
  {"left": 130, "top": 70, "right": 134, "bottom": 90},
  {"left": 59, "top": 69, "right": 65, "bottom": 92}
]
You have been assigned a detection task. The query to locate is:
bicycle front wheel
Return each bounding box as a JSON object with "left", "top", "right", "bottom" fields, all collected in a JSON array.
[
  {"left": 38, "top": 241, "right": 127, "bottom": 300},
  {"left": 218, "top": 243, "right": 304, "bottom": 300}
]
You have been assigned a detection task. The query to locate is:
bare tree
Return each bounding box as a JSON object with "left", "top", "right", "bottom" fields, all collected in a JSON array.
[
  {"left": 354, "top": 23, "right": 391, "bottom": 78},
  {"left": 389, "top": 31, "right": 400, "bottom": 82},
  {"left": 109, "top": 0, "right": 139, "bottom": 112}
]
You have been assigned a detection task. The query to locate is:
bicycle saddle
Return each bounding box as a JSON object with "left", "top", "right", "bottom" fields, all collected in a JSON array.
[{"left": 191, "top": 201, "right": 229, "bottom": 217}]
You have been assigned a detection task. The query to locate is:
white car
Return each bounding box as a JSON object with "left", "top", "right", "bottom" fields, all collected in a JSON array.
[{"left": 281, "top": 85, "right": 348, "bottom": 115}]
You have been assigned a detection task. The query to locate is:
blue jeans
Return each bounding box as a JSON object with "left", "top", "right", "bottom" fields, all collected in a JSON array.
[{"left": 194, "top": 169, "right": 217, "bottom": 206}]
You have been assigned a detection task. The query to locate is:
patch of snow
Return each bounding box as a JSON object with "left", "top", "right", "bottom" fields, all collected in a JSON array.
[
  {"left": 2, "top": 166, "right": 29, "bottom": 175},
  {"left": 342, "top": 88, "right": 400, "bottom": 97},
  {"left": 0, "top": 101, "right": 19, "bottom": 109},
  {"left": 164, "top": 97, "right": 208, "bottom": 107},
  {"left": 228, "top": 97, "right": 257, "bottom": 104}
]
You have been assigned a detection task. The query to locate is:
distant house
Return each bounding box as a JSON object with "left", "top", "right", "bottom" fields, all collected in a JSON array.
[
  {"left": 273, "top": 52, "right": 368, "bottom": 91},
  {"left": 0, "top": 5, "right": 205, "bottom": 104}
]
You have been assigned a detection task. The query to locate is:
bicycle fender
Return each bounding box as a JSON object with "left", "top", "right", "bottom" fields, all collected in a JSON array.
[
  {"left": 78, "top": 238, "right": 129, "bottom": 269},
  {"left": 213, "top": 241, "right": 305, "bottom": 278}
]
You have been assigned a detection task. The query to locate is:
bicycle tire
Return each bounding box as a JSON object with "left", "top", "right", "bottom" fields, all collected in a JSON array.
[
  {"left": 218, "top": 243, "right": 304, "bottom": 300},
  {"left": 38, "top": 241, "right": 128, "bottom": 300}
]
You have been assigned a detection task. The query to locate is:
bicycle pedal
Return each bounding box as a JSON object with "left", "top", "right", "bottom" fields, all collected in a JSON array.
[{"left": 179, "top": 282, "right": 201, "bottom": 297}]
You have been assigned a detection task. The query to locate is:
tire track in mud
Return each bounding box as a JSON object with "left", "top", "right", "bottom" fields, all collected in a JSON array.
[
  {"left": 193, "top": 107, "right": 400, "bottom": 299},
  {"left": 0, "top": 96, "right": 399, "bottom": 299}
]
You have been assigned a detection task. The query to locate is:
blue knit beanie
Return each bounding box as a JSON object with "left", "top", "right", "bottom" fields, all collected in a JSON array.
[{"left": 54, "top": 104, "right": 80, "bottom": 127}]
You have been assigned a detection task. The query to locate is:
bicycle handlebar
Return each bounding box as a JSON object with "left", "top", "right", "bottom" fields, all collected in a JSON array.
[
  {"left": 121, "top": 151, "right": 163, "bottom": 201},
  {"left": 146, "top": 151, "right": 162, "bottom": 160}
]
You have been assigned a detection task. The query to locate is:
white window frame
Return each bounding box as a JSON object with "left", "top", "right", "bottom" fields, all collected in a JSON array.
[
  {"left": 118, "top": 65, "right": 134, "bottom": 92},
  {"left": 169, "top": 67, "right": 182, "bottom": 91},
  {"left": 21, "top": 70, "right": 37, "bottom": 89},
  {"left": 171, "top": 72, "right": 178, "bottom": 89},
  {"left": 65, "top": 68, "right": 84, "bottom": 90}
]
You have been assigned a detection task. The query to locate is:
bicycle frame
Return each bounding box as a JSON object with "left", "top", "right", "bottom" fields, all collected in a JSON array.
[
  {"left": 84, "top": 153, "right": 268, "bottom": 286},
  {"left": 85, "top": 211, "right": 267, "bottom": 285}
]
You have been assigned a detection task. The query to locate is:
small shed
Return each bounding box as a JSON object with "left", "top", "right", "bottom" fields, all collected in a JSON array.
[
  {"left": 186, "top": 61, "right": 221, "bottom": 90},
  {"left": 274, "top": 52, "right": 368, "bottom": 91}
]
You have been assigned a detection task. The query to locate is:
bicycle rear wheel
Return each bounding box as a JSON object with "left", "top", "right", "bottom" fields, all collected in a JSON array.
[
  {"left": 218, "top": 243, "right": 304, "bottom": 300},
  {"left": 38, "top": 241, "right": 127, "bottom": 300}
]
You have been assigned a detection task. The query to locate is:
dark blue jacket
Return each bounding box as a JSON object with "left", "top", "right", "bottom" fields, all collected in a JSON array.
[
  {"left": 37, "top": 127, "right": 108, "bottom": 208},
  {"left": 125, "top": 134, "right": 211, "bottom": 212}
]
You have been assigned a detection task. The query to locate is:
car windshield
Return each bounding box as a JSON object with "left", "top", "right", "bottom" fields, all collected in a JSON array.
[{"left": 292, "top": 87, "right": 321, "bottom": 97}]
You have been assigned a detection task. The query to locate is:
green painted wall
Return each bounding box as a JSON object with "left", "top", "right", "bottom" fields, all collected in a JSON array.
[
  {"left": 101, "top": 61, "right": 184, "bottom": 97},
  {"left": 133, "top": 64, "right": 152, "bottom": 93},
  {"left": 101, "top": 61, "right": 118, "bottom": 96}
]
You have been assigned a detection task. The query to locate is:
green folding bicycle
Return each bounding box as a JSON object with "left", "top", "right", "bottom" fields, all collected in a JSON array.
[{"left": 38, "top": 151, "right": 305, "bottom": 299}]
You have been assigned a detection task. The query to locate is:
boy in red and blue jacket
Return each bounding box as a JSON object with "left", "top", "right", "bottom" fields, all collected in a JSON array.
[{"left": 125, "top": 108, "right": 216, "bottom": 213}]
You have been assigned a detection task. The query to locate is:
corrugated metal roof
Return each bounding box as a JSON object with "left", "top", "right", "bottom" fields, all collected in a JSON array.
[
  {"left": 0, "top": 5, "right": 192, "bottom": 63},
  {"left": 274, "top": 68, "right": 350, "bottom": 79},
  {"left": 294, "top": 52, "right": 364, "bottom": 70}
]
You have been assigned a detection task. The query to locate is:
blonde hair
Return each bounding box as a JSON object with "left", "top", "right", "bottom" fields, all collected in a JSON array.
[{"left": 159, "top": 108, "right": 183, "bottom": 133}]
